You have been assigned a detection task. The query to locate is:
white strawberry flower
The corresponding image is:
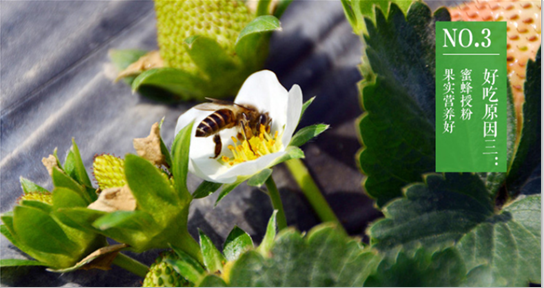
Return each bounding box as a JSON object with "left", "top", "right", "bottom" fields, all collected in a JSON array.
[{"left": 175, "top": 70, "right": 306, "bottom": 184}]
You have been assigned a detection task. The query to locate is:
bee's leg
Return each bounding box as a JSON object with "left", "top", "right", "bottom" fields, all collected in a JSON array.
[
  {"left": 210, "top": 134, "right": 222, "bottom": 159},
  {"left": 240, "top": 120, "right": 257, "bottom": 155}
]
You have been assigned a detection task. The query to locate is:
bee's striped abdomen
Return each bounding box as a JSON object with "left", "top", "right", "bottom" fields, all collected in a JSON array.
[{"left": 196, "top": 109, "right": 235, "bottom": 137}]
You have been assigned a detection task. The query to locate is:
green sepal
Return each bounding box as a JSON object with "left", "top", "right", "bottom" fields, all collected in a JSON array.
[
  {"left": 132, "top": 68, "right": 207, "bottom": 101},
  {"left": 215, "top": 177, "right": 248, "bottom": 207},
  {"left": 273, "top": 0, "right": 294, "bottom": 19},
  {"left": 198, "top": 275, "right": 228, "bottom": 287},
  {"left": 171, "top": 121, "right": 194, "bottom": 204},
  {"left": 124, "top": 154, "right": 178, "bottom": 221},
  {"left": 299, "top": 96, "right": 315, "bottom": 124},
  {"left": 19, "top": 177, "right": 48, "bottom": 194},
  {"left": 184, "top": 36, "right": 240, "bottom": 80},
  {"left": 269, "top": 146, "right": 305, "bottom": 167},
  {"left": 52, "top": 187, "right": 88, "bottom": 210},
  {"left": 193, "top": 181, "right": 222, "bottom": 199},
  {"left": 19, "top": 200, "right": 52, "bottom": 214},
  {"left": 235, "top": 15, "right": 280, "bottom": 69},
  {"left": 158, "top": 117, "right": 173, "bottom": 168},
  {"left": 289, "top": 124, "right": 329, "bottom": 147},
  {"left": 13, "top": 205, "right": 77, "bottom": 255},
  {"left": 247, "top": 169, "right": 272, "bottom": 187},
  {"left": 63, "top": 139, "right": 93, "bottom": 190},
  {"left": 257, "top": 210, "right": 277, "bottom": 256},
  {"left": 53, "top": 207, "right": 106, "bottom": 232},
  {"left": 256, "top": 0, "right": 272, "bottom": 16},
  {"left": 51, "top": 168, "right": 91, "bottom": 204},
  {"left": 169, "top": 246, "right": 207, "bottom": 285},
  {"left": 223, "top": 226, "right": 254, "bottom": 262},
  {"left": 109, "top": 49, "right": 148, "bottom": 84},
  {"left": 199, "top": 229, "right": 226, "bottom": 273}
]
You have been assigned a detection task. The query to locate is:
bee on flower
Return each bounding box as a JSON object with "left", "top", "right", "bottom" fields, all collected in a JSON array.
[{"left": 175, "top": 70, "right": 307, "bottom": 184}]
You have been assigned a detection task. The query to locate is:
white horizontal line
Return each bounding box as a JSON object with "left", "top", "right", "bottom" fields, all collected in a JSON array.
[
  {"left": 443, "top": 53, "right": 500, "bottom": 55},
  {"left": 483, "top": 152, "right": 498, "bottom": 154},
  {"left": 486, "top": 146, "right": 496, "bottom": 148},
  {"left": 485, "top": 140, "right": 496, "bottom": 142}
]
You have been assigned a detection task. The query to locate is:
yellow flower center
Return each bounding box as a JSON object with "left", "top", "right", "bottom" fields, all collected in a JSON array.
[{"left": 220, "top": 125, "right": 283, "bottom": 166}]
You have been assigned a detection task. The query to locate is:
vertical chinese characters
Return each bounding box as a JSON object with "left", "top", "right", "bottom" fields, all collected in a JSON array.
[
  {"left": 460, "top": 69, "right": 473, "bottom": 120},
  {"left": 443, "top": 69, "right": 455, "bottom": 133},
  {"left": 482, "top": 68, "right": 499, "bottom": 162}
]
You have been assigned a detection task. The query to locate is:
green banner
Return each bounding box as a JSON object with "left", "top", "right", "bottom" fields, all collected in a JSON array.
[{"left": 436, "top": 22, "right": 507, "bottom": 172}]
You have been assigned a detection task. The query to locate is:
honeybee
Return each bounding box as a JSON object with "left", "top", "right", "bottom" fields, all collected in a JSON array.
[{"left": 195, "top": 98, "right": 272, "bottom": 159}]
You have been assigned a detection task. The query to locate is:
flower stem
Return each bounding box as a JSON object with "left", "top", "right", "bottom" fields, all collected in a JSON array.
[
  {"left": 285, "top": 158, "right": 347, "bottom": 236},
  {"left": 171, "top": 229, "right": 204, "bottom": 266},
  {"left": 264, "top": 175, "right": 288, "bottom": 230},
  {"left": 112, "top": 253, "right": 149, "bottom": 278}
]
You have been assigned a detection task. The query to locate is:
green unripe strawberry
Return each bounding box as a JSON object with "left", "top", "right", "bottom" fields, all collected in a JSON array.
[
  {"left": 93, "top": 154, "right": 126, "bottom": 190},
  {"left": 154, "top": 0, "right": 254, "bottom": 72},
  {"left": 18, "top": 192, "right": 53, "bottom": 205},
  {"left": 143, "top": 251, "right": 188, "bottom": 287}
]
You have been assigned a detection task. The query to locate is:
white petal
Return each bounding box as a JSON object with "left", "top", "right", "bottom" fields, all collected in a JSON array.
[
  {"left": 281, "top": 84, "right": 303, "bottom": 146},
  {"left": 234, "top": 70, "right": 289, "bottom": 136},
  {"left": 213, "top": 151, "right": 287, "bottom": 181},
  {"left": 174, "top": 107, "right": 209, "bottom": 135}
]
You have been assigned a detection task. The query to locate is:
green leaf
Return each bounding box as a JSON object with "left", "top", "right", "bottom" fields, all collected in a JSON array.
[
  {"left": 458, "top": 195, "right": 541, "bottom": 286},
  {"left": 225, "top": 224, "right": 378, "bottom": 286},
  {"left": 289, "top": 124, "right": 329, "bottom": 147},
  {"left": 235, "top": 15, "right": 280, "bottom": 68},
  {"left": 257, "top": 211, "right": 277, "bottom": 256},
  {"left": 193, "top": 181, "right": 222, "bottom": 199},
  {"left": 171, "top": 122, "right": 194, "bottom": 203},
  {"left": 19, "top": 177, "right": 48, "bottom": 194},
  {"left": 13, "top": 206, "right": 77, "bottom": 255},
  {"left": 184, "top": 36, "right": 240, "bottom": 80},
  {"left": 124, "top": 154, "right": 178, "bottom": 219},
  {"left": 246, "top": 169, "right": 272, "bottom": 187},
  {"left": 51, "top": 168, "right": 90, "bottom": 203},
  {"left": 132, "top": 68, "right": 207, "bottom": 101},
  {"left": 364, "top": 247, "right": 466, "bottom": 286},
  {"left": 223, "top": 227, "right": 254, "bottom": 262},
  {"left": 169, "top": 246, "right": 206, "bottom": 284},
  {"left": 356, "top": 2, "right": 449, "bottom": 207},
  {"left": 507, "top": 48, "right": 541, "bottom": 194},
  {"left": 368, "top": 174, "right": 541, "bottom": 286},
  {"left": 0, "top": 259, "right": 47, "bottom": 267},
  {"left": 199, "top": 229, "right": 226, "bottom": 273},
  {"left": 198, "top": 275, "right": 228, "bottom": 287}
]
